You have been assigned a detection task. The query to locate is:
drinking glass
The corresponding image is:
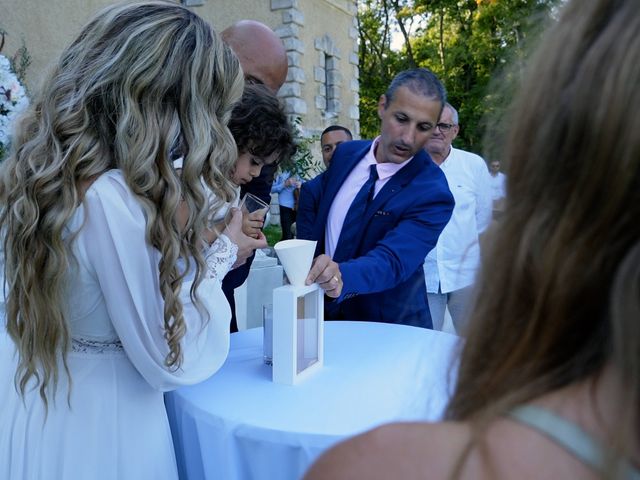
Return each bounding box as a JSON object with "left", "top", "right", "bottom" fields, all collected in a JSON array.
[
  {"left": 240, "top": 193, "right": 269, "bottom": 218},
  {"left": 263, "top": 304, "right": 273, "bottom": 366}
]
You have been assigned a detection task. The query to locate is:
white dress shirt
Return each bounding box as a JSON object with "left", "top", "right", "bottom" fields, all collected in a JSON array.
[
  {"left": 424, "top": 147, "right": 493, "bottom": 293},
  {"left": 490, "top": 171, "right": 506, "bottom": 201}
]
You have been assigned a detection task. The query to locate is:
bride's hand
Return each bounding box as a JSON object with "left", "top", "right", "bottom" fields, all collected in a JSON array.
[{"left": 223, "top": 208, "right": 268, "bottom": 267}]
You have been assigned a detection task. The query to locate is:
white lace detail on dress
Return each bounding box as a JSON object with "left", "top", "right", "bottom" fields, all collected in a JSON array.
[
  {"left": 71, "top": 337, "right": 125, "bottom": 354},
  {"left": 204, "top": 233, "right": 238, "bottom": 281}
]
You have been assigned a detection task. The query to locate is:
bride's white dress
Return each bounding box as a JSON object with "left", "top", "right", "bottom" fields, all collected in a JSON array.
[{"left": 0, "top": 170, "right": 235, "bottom": 479}]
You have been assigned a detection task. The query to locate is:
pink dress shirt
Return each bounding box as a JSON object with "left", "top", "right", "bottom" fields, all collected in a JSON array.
[{"left": 325, "top": 137, "right": 413, "bottom": 258}]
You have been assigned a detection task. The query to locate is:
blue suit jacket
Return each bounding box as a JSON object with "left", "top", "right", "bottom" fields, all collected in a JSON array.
[
  {"left": 297, "top": 173, "right": 324, "bottom": 241},
  {"left": 297, "top": 140, "right": 454, "bottom": 328}
]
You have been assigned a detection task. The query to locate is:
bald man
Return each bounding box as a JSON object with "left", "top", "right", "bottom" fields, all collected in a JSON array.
[
  {"left": 221, "top": 20, "right": 289, "bottom": 332},
  {"left": 221, "top": 20, "right": 288, "bottom": 207},
  {"left": 222, "top": 20, "right": 288, "bottom": 93}
]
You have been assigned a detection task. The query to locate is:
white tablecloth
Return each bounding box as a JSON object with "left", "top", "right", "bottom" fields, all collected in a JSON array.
[{"left": 165, "top": 321, "right": 462, "bottom": 480}]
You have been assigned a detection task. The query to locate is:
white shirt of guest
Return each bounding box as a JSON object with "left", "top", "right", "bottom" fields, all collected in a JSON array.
[
  {"left": 490, "top": 171, "right": 506, "bottom": 201},
  {"left": 424, "top": 147, "right": 493, "bottom": 293},
  {"left": 325, "top": 137, "right": 412, "bottom": 259}
]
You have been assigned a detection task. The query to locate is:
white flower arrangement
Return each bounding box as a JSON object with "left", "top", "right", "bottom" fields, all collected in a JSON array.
[{"left": 0, "top": 54, "right": 29, "bottom": 159}]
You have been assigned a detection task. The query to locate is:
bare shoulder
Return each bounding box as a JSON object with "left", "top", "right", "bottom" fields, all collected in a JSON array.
[{"left": 303, "top": 421, "right": 471, "bottom": 480}]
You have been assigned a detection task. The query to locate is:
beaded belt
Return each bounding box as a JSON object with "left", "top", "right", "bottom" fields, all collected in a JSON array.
[{"left": 71, "top": 337, "right": 124, "bottom": 354}]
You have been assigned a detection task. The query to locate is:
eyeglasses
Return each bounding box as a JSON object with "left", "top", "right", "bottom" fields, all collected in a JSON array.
[{"left": 435, "top": 123, "right": 456, "bottom": 132}]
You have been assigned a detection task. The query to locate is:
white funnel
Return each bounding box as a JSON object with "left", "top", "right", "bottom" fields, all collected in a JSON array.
[{"left": 274, "top": 239, "right": 317, "bottom": 287}]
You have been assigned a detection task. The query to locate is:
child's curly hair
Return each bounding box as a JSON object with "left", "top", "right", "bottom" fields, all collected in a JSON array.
[{"left": 228, "top": 84, "right": 297, "bottom": 162}]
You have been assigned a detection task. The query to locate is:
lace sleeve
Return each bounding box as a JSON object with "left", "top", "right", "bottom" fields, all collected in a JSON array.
[{"left": 203, "top": 233, "right": 238, "bottom": 281}]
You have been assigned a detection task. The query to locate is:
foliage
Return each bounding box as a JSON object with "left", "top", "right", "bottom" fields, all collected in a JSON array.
[
  {"left": 1, "top": 29, "right": 31, "bottom": 85},
  {"left": 263, "top": 224, "right": 281, "bottom": 247},
  {"left": 10, "top": 41, "right": 31, "bottom": 85},
  {"left": 357, "top": 0, "right": 404, "bottom": 139},
  {"left": 277, "top": 116, "right": 321, "bottom": 180},
  {"left": 357, "top": 0, "right": 558, "bottom": 155}
]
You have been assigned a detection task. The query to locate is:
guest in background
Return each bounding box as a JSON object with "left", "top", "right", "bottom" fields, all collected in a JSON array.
[
  {"left": 220, "top": 20, "right": 289, "bottom": 332},
  {"left": 0, "top": 2, "right": 252, "bottom": 478},
  {"left": 271, "top": 170, "right": 301, "bottom": 240},
  {"left": 320, "top": 125, "right": 353, "bottom": 168},
  {"left": 297, "top": 124, "right": 353, "bottom": 240},
  {"left": 489, "top": 159, "right": 506, "bottom": 217},
  {"left": 423, "top": 103, "right": 492, "bottom": 334},
  {"left": 300, "top": 68, "right": 454, "bottom": 328},
  {"left": 304, "top": 0, "right": 640, "bottom": 477},
  {"left": 222, "top": 19, "right": 288, "bottom": 95}
]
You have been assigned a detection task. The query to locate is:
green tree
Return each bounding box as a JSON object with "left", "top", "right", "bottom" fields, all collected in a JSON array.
[
  {"left": 357, "top": 0, "right": 557, "bottom": 153},
  {"left": 277, "top": 117, "right": 320, "bottom": 180},
  {"left": 356, "top": 0, "right": 406, "bottom": 139}
]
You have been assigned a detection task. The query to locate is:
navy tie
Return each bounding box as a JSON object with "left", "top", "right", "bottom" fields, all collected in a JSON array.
[{"left": 333, "top": 164, "right": 379, "bottom": 263}]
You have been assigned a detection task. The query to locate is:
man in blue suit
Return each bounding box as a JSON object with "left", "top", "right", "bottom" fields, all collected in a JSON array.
[{"left": 298, "top": 68, "right": 454, "bottom": 328}]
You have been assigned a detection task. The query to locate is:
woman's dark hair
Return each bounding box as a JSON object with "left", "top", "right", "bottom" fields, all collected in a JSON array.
[{"left": 228, "top": 83, "right": 296, "bottom": 163}]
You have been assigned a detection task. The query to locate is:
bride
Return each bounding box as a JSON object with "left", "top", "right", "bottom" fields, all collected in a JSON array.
[{"left": 0, "top": 2, "right": 265, "bottom": 479}]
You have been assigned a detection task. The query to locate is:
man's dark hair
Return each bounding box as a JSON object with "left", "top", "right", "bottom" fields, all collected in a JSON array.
[
  {"left": 228, "top": 84, "right": 296, "bottom": 162},
  {"left": 321, "top": 125, "right": 353, "bottom": 140},
  {"left": 384, "top": 68, "right": 446, "bottom": 108}
]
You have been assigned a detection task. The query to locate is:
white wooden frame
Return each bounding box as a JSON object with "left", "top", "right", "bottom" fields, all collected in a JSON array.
[{"left": 272, "top": 283, "right": 324, "bottom": 385}]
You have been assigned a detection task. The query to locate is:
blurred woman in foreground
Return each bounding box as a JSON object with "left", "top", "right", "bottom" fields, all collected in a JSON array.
[{"left": 305, "top": 0, "right": 640, "bottom": 478}]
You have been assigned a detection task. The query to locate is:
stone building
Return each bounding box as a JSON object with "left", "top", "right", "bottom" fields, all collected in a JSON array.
[{"left": 1, "top": 0, "right": 360, "bottom": 148}]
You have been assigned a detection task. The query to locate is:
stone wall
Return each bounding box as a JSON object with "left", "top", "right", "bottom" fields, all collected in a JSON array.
[{"left": 1, "top": 0, "right": 359, "bottom": 163}]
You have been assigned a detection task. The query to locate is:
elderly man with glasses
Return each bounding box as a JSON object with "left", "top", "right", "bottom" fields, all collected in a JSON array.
[{"left": 423, "top": 103, "right": 493, "bottom": 334}]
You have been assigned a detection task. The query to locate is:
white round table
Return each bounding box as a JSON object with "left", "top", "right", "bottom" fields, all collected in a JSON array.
[{"left": 165, "top": 321, "right": 461, "bottom": 480}]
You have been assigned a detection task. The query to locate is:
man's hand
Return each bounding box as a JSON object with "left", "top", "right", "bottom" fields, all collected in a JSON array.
[
  {"left": 284, "top": 177, "right": 301, "bottom": 188},
  {"left": 306, "top": 254, "right": 343, "bottom": 298}
]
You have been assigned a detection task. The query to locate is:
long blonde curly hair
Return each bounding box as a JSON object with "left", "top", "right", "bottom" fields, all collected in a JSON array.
[{"left": 0, "top": 1, "right": 244, "bottom": 406}]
